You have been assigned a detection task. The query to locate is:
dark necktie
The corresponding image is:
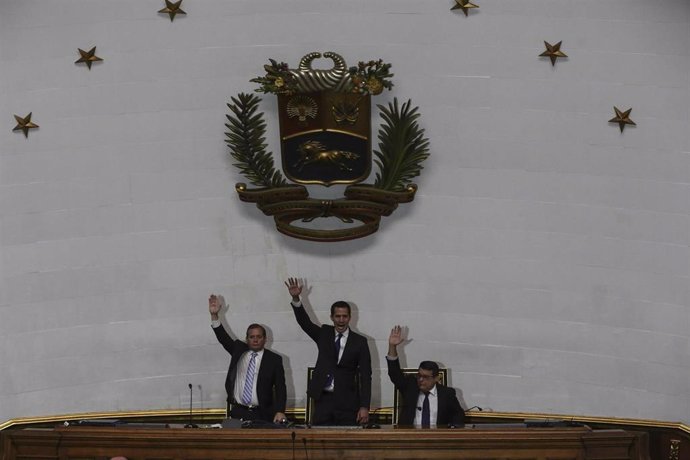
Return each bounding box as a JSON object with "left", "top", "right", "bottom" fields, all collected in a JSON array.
[
  {"left": 421, "top": 392, "right": 430, "bottom": 428},
  {"left": 325, "top": 333, "right": 343, "bottom": 389},
  {"left": 334, "top": 333, "right": 343, "bottom": 362}
]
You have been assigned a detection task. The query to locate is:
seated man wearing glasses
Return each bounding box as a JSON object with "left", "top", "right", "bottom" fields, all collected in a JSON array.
[{"left": 386, "top": 325, "right": 465, "bottom": 428}]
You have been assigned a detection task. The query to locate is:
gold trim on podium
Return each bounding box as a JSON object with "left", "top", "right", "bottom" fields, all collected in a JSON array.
[
  {"left": 0, "top": 408, "right": 306, "bottom": 431},
  {"left": 2, "top": 408, "right": 688, "bottom": 435},
  {"left": 472, "top": 410, "right": 690, "bottom": 433}
]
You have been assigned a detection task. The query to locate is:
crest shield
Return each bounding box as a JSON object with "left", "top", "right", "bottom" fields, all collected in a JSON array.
[{"left": 278, "top": 93, "right": 371, "bottom": 186}]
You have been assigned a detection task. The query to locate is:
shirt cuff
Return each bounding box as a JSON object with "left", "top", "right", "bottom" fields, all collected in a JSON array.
[
  {"left": 385, "top": 355, "right": 399, "bottom": 361},
  {"left": 291, "top": 300, "right": 303, "bottom": 308},
  {"left": 211, "top": 319, "right": 221, "bottom": 328}
]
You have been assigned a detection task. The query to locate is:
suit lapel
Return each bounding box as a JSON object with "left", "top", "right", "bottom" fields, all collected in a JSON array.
[
  {"left": 256, "top": 351, "right": 270, "bottom": 387},
  {"left": 328, "top": 328, "right": 341, "bottom": 365},
  {"left": 229, "top": 343, "right": 249, "bottom": 392},
  {"left": 436, "top": 386, "right": 447, "bottom": 423},
  {"left": 405, "top": 387, "right": 418, "bottom": 424}
]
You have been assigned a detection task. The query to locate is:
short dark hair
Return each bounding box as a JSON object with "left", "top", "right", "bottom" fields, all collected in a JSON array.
[
  {"left": 330, "top": 301, "right": 351, "bottom": 316},
  {"left": 246, "top": 323, "right": 266, "bottom": 338},
  {"left": 418, "top": 361, "right": 440, "bottom": 377}
]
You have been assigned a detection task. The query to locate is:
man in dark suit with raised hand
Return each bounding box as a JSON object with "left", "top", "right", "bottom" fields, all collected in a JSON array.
[
  {"left": 285, "top": 278, "right": 371, "bottom": 426},
  {"left": 386, "top": 325, "right": 465, "bottom": 428},
  {"left": 209, "top": 294, "right": 287, "bottom": 423}
]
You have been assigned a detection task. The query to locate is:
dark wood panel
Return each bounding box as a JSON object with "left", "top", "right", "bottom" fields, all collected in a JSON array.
[{"left": 1, "top": 426, "right": 647, "bottom": 460}]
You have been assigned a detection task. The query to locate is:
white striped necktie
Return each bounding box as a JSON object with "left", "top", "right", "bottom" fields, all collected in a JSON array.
[{"left": 241, "top": 352, "right": 258, "bottom": 405}]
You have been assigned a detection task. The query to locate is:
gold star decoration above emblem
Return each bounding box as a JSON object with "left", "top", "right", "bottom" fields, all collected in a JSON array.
[
  {"left": 539, "top": 41, "right": 568, "bottom": 66},
  {"left": 12, "top": 113, "right": 39, "bottom": 138},
  {"left": 75, "top": 46, "right": 103, "bottom": 70},
  {"left": 158, "top": 0, "right": 187, "bottom": 22},
  {"left": 451, "top": 0, "right": 479, "bottom": 16},
  {"left": 609, "top": 107, "right": 636, "bottom": 132}
]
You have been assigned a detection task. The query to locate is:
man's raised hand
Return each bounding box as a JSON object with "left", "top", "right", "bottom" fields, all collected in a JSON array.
[
  {"left": 285, "top": 278, "right": 303, "bottom": 300},
  {"left": 387, "top": 325, "right": 406, "bottom": 358},
  {"left": 209, "top": 294, "right": 222, "bottom": 320},
  {"left": 389, "top": 325, "right": 405, "bottom": 346}
]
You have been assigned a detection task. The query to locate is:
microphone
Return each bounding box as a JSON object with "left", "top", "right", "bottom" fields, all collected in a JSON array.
[
  {"left": 466, "top": 406, "right": 483, "bottom": 411},
  {"left": 366, "top": 406, "right": 392, "bottom": 428},
  {"left": 184, "top": 383, "right": 198, "bottom": 428}
]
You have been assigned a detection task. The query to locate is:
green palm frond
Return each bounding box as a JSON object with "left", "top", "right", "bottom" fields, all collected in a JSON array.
[
  {"left": 373, "top": 98, "right": 430, "bottom": 191},
  {"left": 225, "top": 93, "right": 287, "bottom": 188}
]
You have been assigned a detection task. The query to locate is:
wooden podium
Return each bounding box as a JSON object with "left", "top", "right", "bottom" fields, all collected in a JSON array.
[{"left": 1, "top": 425, "right": 648, "bottom": 460}]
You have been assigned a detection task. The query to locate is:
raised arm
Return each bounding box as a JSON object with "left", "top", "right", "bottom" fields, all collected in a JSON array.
[
  {"left": 285, "top": 277, "right": 321, "bottom": 341},
  {"left": 209, "top": 294, "right": 237, "bottom": 354},
  {"left": 386, "top": 325, "right": 409, "bottom": 390}
]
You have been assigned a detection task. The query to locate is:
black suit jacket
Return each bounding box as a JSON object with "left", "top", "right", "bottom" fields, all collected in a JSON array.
[
  {"left": 213, "top": 324, "right": 287, "bottom": 422},
  {"left": 292, "top": 304, "right": 372, "bottom": 410},
  {"left": 387, "top": 357, "right": 465, "bottom": 427}
]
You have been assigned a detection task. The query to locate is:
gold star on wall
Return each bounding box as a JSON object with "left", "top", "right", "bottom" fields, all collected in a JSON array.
[
  {"left": 159, "top": 0, "right": 186, "bottom": 22},
  {"left": 75, "top": 46, "right": 103, "bottom": 70},
  {"left": 12, "top": 113, "right": 39, "bottom": 138},
  {"left": 609, "top": 107, "right": 636, "bottom": 132},
  {"left": 539, "top": 41, "right": 568, "bottom": 66},
  {"left": 451, "top": 0, "right": 479, "bottom": 16}
]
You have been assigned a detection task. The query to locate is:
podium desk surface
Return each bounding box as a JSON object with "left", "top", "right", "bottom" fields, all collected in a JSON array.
[{"left": 2, "top": 425, "right": 649, "bottom": 460}]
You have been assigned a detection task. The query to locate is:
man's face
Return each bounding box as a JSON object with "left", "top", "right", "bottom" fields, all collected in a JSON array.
[
  {"left": 416, "top": 368, "right": 437, "bottom": 393},
  {"left": 246, "top": 327, "right": 266, "bottom": 351},
  {"left": 330, "top": 306, "right": 351, "bottom": 333}
]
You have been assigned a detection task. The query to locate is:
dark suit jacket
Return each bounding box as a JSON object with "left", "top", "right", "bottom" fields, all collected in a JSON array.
[
  {"left": 387, "top": 357, "right": 465, "bottom": 427},
  {"left": 292, "top": 304, "right": 372, "bottom": 410},
  {"left": 213, "top": 324, "right": 286, "bottom": 422}
]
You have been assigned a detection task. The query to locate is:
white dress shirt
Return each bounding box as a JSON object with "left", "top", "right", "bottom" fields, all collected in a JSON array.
[
  {"left": 232, "top": 348, "right": 264, "bottom": 406},
  {"left": 414, "top": 384, "right": 439, "bottom": 427}
]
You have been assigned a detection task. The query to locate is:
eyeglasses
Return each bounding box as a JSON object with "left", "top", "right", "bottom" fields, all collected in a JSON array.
[{"left": 416, "top": 373, "right": 435, "bottom": 381}]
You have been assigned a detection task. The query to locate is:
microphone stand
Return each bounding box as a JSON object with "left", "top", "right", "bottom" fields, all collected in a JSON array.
[
  {"left": 184, "top": 383, "right": 198, "bottom": 428},
  {"left": 365, "top": 406, "right": 393, "bottom": 428},
  {"left": 291, "top": 431, "right": 296, "bottom": 460}
]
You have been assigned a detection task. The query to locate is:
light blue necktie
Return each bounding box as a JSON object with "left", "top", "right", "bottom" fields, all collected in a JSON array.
[{"left": 241, "top": 352, "right": 258, "bottom": 405}]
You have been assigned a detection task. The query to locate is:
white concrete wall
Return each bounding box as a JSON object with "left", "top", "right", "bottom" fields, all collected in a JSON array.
[{"left": 1, "top": 0, "right": 688, "bottom": 424}]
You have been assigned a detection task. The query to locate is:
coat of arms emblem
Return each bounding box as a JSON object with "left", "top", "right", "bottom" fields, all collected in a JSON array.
[{"left": 226, "top": 52, "right": 429, "bottom": 242}]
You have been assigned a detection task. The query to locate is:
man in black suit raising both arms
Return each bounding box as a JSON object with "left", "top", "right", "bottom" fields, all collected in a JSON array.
[
  {"left": 209, "top": 294, "right": 287, "bottom": 423},
  {"left": 387, "top": 325, "right": 465, "bottom": 428},
  {"left": 285, "top": 278, "right": 371, "bottom": 426}
]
